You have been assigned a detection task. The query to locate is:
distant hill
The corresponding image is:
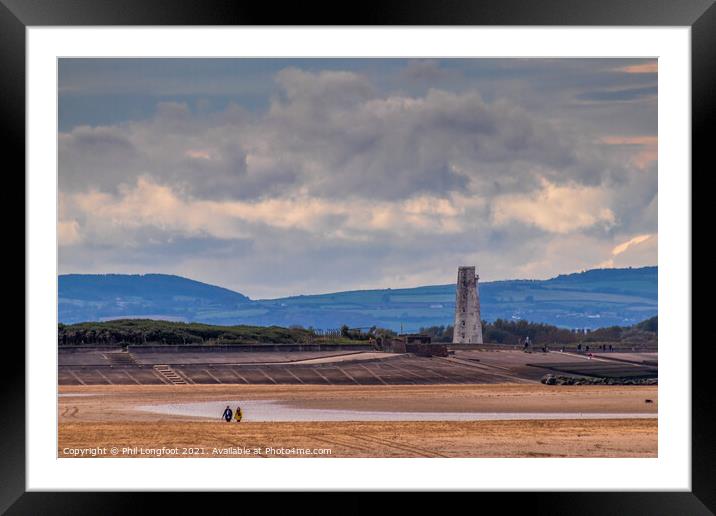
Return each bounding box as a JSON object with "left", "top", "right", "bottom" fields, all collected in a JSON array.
[
  {"left": 59, "top": 274, "right": 250, "bottom": 323},
  {"left": 59, "top": 267, "right": 657, "bottom": 331}
]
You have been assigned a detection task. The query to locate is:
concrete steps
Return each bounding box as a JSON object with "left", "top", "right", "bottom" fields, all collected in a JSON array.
[
  {"left": 153, "top": 364, "right": 189, "bottom": 385},
  {"left": 106, "top": 351, "right": 138, "bottom": 366}
]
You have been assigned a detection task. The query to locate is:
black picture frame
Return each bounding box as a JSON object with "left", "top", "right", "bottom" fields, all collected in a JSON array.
[{"left": 4, "top": 0, "right": 709, "bottom": 512}]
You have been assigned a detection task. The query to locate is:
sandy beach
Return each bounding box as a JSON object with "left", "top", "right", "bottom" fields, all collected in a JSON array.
[{"left": 58, "top": 384, "right": 657, "bottom": 458}]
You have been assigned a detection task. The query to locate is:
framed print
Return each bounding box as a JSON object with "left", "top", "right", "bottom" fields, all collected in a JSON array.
[{"left": 5, "top": 0, "right": 711, "bottom": 511}]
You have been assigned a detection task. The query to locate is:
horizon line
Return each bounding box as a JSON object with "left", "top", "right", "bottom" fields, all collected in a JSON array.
[{"left": 58, "top": 264, "right": 658, "bottom": 301}]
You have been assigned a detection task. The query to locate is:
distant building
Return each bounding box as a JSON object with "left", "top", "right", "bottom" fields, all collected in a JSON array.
[
  {"left": 376, "top": 333, "right": 447, "bottom": 357},
  {"left": 453, "top": 266, "right": 483, "bottom": 344}
]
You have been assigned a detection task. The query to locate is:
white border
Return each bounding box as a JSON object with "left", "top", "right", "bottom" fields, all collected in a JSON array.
[{"left": 27, "top": 27, "right": 691, "bottom": 491}]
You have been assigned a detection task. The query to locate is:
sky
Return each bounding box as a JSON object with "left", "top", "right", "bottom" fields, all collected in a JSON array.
[{"left": 58, "top": 58, "right": 657, "bottom": 299}]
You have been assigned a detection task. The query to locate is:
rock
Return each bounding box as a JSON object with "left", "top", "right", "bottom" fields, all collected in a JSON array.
[{"left": 541, "top": 374, "right": 557, "bottom": 385}]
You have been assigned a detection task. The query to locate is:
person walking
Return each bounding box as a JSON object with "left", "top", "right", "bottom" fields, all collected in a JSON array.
[
  {"left": 222, "top": 405, "right": 233, "bottom": 423},
  {"left": 234, "top": 405, "right": 243, "bottom": 423}
]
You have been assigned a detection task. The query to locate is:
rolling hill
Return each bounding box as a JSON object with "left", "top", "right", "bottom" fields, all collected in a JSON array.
[
  {"left": 59, "top": 274, "right": 251, "bottom": 323},
  {"left": 58, "top": 267, "right": 657, "bottom": 331}
]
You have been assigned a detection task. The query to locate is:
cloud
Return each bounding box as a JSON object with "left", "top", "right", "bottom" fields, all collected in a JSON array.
[
  {"left": 491, "top": 180, "right": 616, "bottom": 233},
  {"left": 58, "top": 219, "right": 82, "bottom": 246},
  {"left": 600, "top": 135, "right": 657, "bottom": 170},
  {"left": 59, "top": 176, "right": 471, "bottom": 245},
  {"left": 612, "top": 234, "right": 652, "bottom": 256},
  {"left": 598, "top": 233, "right": 657, "bottom": 268},
  {"left": 402, "top": 59, "right": 454, "bottom": 82},
  {"left": 274, "top": 67, "right": 375, "bottom": 107},
  {"left": 185, "top": 149, "right": 213, "bottom": 160},
  {"left": 57, "top": 61, "right": 658, "bottom": 297},
  {"left": 577, "top": 86, "right": 657, "bottom": 103},
  {"left": 60, "top": 69, "right": 624, "bottom": 204},
  {"left": 617, "top": 62, "right": 658, "bottom": 74}
]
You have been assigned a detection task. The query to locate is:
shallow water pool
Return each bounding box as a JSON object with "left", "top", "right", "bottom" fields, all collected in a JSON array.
[{"left": 137, "top": 400, "right": 657, "bottom": 422}]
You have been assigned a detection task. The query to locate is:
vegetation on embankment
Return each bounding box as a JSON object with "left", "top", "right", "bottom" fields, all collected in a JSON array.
[
  {"left": 57, "top": 319, "right": 359, "bottom": 346},
  {"left": 420, "top": 316, "right": 658, "bottom": 347},
  {"left": 58, "top": 315, "right": 657, "bottom": 348}
]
